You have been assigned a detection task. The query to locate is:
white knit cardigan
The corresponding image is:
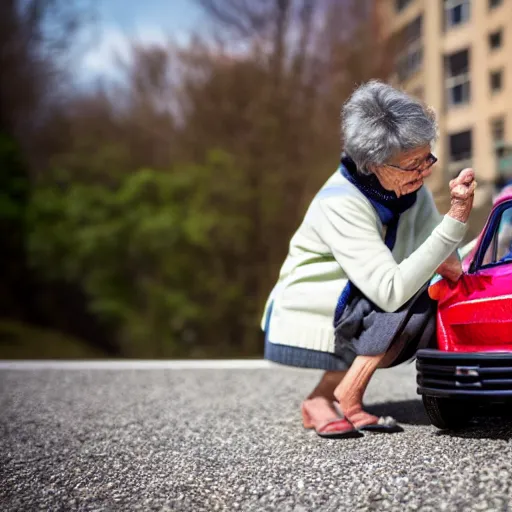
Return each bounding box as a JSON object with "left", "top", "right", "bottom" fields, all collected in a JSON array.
[{"left": 261, "top": 170, "right": 467, "bottom": 353}]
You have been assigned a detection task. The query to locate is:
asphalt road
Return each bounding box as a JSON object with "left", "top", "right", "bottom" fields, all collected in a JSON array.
[{"left": 2, "top": 361, "right": 512, "bottom": 512}]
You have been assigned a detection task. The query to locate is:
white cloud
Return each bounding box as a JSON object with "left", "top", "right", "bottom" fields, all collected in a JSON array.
[
  {"left": 79, "top": 25, "right": 189, "bottom": 80},
  {"left": 81, "top": 26, "right": 132, "bottom": 76}
]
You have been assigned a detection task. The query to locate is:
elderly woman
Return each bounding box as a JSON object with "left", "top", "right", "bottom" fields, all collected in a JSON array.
[{"left": 261, "top": 81, "right": 476, "bottom": 438}]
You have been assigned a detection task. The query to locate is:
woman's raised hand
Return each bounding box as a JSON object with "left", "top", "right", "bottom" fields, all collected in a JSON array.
[{"left": 448, "top": 168, "right": 477, "bottom": 224}]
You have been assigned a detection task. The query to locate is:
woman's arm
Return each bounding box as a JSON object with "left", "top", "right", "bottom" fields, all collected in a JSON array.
[
  {"left": 316, "top": 195, "right": 467, "bottom": 313},
  {"left": 415, "top": 188, "right": 463, "bottom": 283},
  {"left": 436, "top": 253, "right": 463, "bottom": 283}
]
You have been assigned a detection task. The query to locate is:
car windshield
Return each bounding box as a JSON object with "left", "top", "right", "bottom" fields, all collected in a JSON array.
[{"left": 481, "top": 204, "right": 512, "bottom": 266}]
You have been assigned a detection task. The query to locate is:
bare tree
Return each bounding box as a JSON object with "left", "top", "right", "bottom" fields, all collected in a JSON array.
[
  {"left": 0, "top": 0, "right": 93, "bottom": 324},
  {"left": 196, "top": 0, "right": 326, "bottom": 89},
  {"left": 182, "top": 0, "right": 397, "bottom": 353},
  {"left": 0, "top": 0, "right": 93, "bottom": 168}
]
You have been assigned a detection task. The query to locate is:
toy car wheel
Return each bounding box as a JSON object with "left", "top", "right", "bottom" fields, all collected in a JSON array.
[{"left": 422, "top": 395, "right": 472, "bottom": 430}]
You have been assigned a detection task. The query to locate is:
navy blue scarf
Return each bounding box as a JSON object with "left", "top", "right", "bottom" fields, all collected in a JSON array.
[{"left": 334, "top": 154, "right": 418, "bottom": 323}]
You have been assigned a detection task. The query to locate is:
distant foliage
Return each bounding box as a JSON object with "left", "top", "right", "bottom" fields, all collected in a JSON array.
[
  {"left": 1, "top": 0, "right": 399, "bottom": 358},
  {"left": 27, "top": 151, "right": 251, "bottom": 357}
]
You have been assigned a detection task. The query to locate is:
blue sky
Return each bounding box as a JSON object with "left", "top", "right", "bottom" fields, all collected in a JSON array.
[
  {"left": 94, "top": 0, "right": 203, "bottom": 36},
  {"left": 79, "top": 0, "right": 206, "bottom": 78}
]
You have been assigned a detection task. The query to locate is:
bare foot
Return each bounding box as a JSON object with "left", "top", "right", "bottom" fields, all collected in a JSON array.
[
  {"left": 301, "top": 397, "right": 353, "bottom": 434},
  {"left": 302, "top": 371, "right": 348, "bottom": 431}
]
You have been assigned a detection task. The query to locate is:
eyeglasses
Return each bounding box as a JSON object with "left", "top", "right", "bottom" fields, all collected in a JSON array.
[{"left": 385, "top": 153, "right": 438, "bottom": 173}]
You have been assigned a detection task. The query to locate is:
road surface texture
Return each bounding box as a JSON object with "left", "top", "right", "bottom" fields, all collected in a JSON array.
[{"left": 2, "top": 360, "right": 512, "bottom": 511}]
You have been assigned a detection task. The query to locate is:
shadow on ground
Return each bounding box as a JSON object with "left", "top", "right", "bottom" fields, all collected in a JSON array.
[
  {"left": 366, "top": 399, "right": 430, "bottom": 426},
  {"left": 436, "top": 406, "right": 512, "bottom": 441},
  {"left": 366, "top": 400, "right": 512, "bottom": 439}
]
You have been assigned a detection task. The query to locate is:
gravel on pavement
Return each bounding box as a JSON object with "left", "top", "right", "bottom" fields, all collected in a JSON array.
[{"left": 2, "top": 362, "right": 512, "bottom": 511}]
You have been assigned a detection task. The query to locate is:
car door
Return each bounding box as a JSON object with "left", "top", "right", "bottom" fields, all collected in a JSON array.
[{"left": 435, "top": 199, "right": 512, "bottom": 351}]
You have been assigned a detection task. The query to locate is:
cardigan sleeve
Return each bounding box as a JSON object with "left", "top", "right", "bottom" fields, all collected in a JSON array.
[
  {"left": 413, "top": 187, "right": 444, "bottom": 249},
  {"left": 315, "top": 193, "right": 467, "bottom": 313}
]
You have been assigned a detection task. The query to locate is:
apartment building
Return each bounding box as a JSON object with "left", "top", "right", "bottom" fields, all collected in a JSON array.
[{"left": 381, "top": 0, "right": 512, "bottom": 211}]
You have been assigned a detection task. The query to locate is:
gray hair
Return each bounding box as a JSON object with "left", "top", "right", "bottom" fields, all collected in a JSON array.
[{"left": 341, "top": 80, "right": 438, "bottom": 174}]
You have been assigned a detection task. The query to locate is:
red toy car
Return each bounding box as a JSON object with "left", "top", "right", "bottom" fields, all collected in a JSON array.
[{"left": 417, "top": 187, "right": 512, "bottom": 429}]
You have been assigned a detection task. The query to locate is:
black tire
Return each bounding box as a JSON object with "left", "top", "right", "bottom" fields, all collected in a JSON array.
[{"left": 422, "top": 395, "right": 473, "bottom": 430}]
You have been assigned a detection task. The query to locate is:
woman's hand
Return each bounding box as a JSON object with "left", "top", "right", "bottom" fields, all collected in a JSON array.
[
  {"left": 436, "top": 253, "right": 463, "bottom": 283},
  {"left": 447, "top": 168, "right": 477, "bottom": 224}
]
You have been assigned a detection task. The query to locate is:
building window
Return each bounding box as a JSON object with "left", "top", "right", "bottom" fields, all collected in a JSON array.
[
  {"left": 444, "top": 0, "right": 471, "bottom": 30},
  {"left": 396, "top": 0, "right": 414, "bottom": 12},
  {"left": 491, "top": 118, "right": 505, "bottom": 143},
  {"left": 489, "top": 29, "right": 503, "bottom": 50},
  {"left": 445, "top": 49, "right": 471, "bottom": 107},
  {"left": 395, "top": 15, "right": 423, "bottom": 82},
  {"left": 448, "top": 130, "right": 473, "bottom": 175},
  {"left": 403, "top": 14, "right": 423, "bottom": 43},
  {"left": 489, "top": 0, "right": 503, "bottom": 9},
  {"left": 396, "top": 47, "right": 423, "bottom": 82},
  {"left": 449, "top": 130, "right": 472, "bottom": 162},
  {"left": 490, "top": 69, "right": 503, "bottom": 93}
]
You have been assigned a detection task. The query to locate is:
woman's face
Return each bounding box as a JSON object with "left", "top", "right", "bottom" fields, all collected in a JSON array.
[{"left": 371, "top": 145, "right": 436, "bottom": 197}]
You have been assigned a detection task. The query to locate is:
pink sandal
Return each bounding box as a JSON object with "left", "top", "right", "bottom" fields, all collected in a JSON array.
[
  {"left": 301, "top": 403, "right": 363, "bottom": 439},
  {"left": 332, "top": 403, "right": 403, "bottom": 434}
]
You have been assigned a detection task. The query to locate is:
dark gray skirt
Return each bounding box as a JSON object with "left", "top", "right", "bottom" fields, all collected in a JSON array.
[{"left": 264, "top": 284, "right": 436, "bottom": 371}]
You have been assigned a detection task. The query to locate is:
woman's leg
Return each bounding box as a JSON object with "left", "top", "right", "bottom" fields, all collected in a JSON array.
[
  {"left": 334, "top": 353, "right": 386, "bottom": 428},
  {"left": 301, "top": 371, "right": 347, "bottom": 430},
  {"left": 307, "top": 370, "right": 347, "bottom": 401}
]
